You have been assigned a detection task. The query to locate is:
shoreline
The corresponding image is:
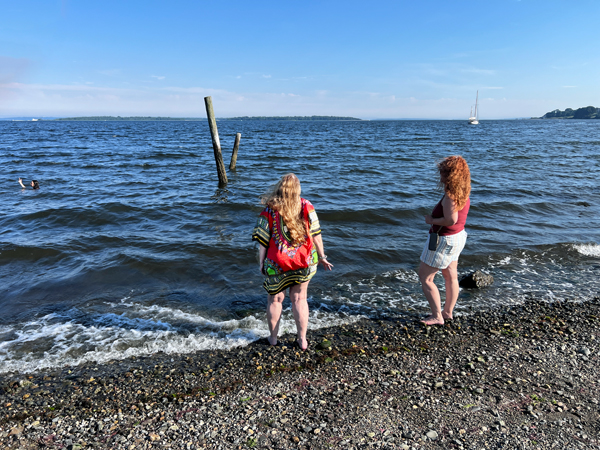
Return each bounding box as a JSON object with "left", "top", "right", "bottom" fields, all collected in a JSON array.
[{"left": 1, "top": 297, "right": 599, "bottom": 449}]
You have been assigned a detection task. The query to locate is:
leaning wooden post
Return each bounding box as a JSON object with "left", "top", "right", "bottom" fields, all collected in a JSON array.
[
  {"left": 204, "top": 96, "right": 227, "bottom": 185},
  {"left": 229, "top": 132, "right": 241, "bottom": 170}
]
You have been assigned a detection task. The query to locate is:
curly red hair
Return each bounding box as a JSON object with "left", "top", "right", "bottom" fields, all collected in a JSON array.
[{"left": 438, "top": 155, "right": 471, "bottom": 210}]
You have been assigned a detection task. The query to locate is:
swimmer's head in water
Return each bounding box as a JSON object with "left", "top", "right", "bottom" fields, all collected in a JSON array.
[{"left": 31, "top": 180, "right": 39, "bottom": 189}]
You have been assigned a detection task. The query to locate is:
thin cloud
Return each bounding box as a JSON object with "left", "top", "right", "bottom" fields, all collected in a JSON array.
[
  {"left": 562, "top": 85, "right": 577, "bottom": 88},
  {"left": 160, "top": 86, "right": 231, "bottom": 95},
  {"left": 461, "top": 68, "right": 496, "bottom": 76},
  {"left": 262, "top": 74, "right": 272, "bottom": 79},
  {"left": 0, "top": 81, "right": 552, "bottom": 119},
  {"left": 408, "top": 64, "right": 497, "bottom": 90},
  {"left": 151, "top": 75, "right": 165, "bottom": 80},
  {"left": 1, "top": 82, "right": 124, "bottom": 92}
]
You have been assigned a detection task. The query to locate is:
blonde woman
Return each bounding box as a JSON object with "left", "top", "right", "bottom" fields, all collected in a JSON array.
[
  {"left": 252, "top": 174, "right": 333, "bottom": 350},
  {"left": 419, "top": 156, "right": 471, "bottom": 325}
]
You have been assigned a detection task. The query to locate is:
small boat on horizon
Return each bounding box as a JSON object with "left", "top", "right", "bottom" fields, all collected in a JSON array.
[{"left": 468, "top": 91, "right": 479, "bottom": 125}]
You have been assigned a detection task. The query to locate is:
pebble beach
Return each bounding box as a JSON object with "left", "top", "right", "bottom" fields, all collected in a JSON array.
[{"left": 1, "top": 297, "right": 599, "bottom": 450}]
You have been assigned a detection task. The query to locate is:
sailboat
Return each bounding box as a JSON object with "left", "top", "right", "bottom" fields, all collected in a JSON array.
[{"left": 468, "top": 91, "right": 479, "bottom": 125}]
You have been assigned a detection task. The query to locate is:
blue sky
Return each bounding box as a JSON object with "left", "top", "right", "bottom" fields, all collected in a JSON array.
[{"left": 1, "top": 0, "right": 599, "bottom": 119}]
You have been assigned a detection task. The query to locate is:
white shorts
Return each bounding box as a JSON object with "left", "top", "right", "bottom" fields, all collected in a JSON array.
[{"left": 420, "top": 230, "right": 467, "bottom": 269}]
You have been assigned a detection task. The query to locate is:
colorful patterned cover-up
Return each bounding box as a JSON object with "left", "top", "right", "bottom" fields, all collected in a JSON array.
[{"left": 252, "top": 198, "right": 321, "bottom": 295}]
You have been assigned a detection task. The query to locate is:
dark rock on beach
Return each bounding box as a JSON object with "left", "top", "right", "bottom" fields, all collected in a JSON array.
[
  {"left": 1, "top": 297, "right": 600, "bottom": 449},
  {"left": 459, "top": 270, "right": 494, "bottom": 289}
]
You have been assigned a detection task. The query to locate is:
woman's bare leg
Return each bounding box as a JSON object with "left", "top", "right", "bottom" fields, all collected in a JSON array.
[
  {"left": 418, "top": 261, "right": 444, "bottom": 325},
  {"left": 266, "top": 291, "right": 286, "bottom": 345},
  {"left": 289, "top": 282, "right": 310, "bottom": 350},
  {"left": 441, "top": 260, "right": 459, "bottom": 320}
]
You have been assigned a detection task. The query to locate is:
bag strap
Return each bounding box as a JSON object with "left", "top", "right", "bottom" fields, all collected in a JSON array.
[{"left": 429, "top": 225, "right": 443, "bottom": 234}]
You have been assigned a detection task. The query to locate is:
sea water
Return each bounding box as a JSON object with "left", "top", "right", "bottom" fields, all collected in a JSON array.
[{"left": 1, "top": 119, "right": 599, "bottom": 373}]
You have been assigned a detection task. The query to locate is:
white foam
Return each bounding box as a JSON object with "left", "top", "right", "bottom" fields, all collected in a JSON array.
[
  {"left": 5, "top": 246, "right": 600, "bottom": 374},
  {"left": 574, "top": 243, "right": 600, "bottom": 257},
  {"left": 0, "top": 301, "right": 362, "bottom": 375}
]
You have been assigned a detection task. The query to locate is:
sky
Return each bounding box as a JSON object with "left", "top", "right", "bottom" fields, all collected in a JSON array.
[{"left": 1, "top": 0, "right": 599, "bottom": 119}]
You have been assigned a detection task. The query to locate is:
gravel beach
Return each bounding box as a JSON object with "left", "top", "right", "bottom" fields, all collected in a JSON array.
[{"left": 1, "top": 297, "right": 599, "bottom": 449}]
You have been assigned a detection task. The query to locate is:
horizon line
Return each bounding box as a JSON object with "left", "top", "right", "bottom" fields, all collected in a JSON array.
[{"left": 0, "top": 116, "right": 536, "bottom": 121}]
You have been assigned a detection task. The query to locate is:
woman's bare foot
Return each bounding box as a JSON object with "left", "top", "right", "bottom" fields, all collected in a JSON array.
[
  {"left": 268, "top": 336, "right": 278, "bottom": 346},
  {"left": 421, "top": 315, "right": 444, "bottom": 326},
  {"left": 442, "top": 312, "right": 453, "bottom": 321},
  {"left": 297, "top": 337, "right": 308, "bottom": 351}
]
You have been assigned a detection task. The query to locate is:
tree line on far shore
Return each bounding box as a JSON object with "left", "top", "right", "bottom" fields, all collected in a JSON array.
[
  {"left": 53, "top": 116, "right": 203, "bottom": 121},
  {"left": 541, "top": 106, "right": 600, "bottom": 119},
  {"left": 51, "top": 115, "right": 362, "bottom": 122},
  {"left": 222, "top": 116, "right": 362, "bottom": 121}
]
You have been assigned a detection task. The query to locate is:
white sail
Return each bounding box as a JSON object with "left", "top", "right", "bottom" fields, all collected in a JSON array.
[{"left": 468, "top": 91, "right": 479, "bottom": 124}]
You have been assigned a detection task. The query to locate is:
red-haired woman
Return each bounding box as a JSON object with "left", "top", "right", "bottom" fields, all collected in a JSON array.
[
  {"left": 252, "top": 174, "right": 333, "bottom": 350},
  {"left": 419, "top": 156, "right": 471, "bottom": 325}
]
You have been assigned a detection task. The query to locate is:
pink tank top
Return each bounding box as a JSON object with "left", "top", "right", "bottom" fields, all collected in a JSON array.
[{"left": 430, "top": 196, "right": 470, "bottom": 236}]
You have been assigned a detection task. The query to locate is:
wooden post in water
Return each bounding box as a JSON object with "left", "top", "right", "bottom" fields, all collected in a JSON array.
[
  {"left": 204, "top": 96, "right": 228, "bottom": 185},
  {"left": 229, "top": 133, "right": 241, "bottom": 170}
]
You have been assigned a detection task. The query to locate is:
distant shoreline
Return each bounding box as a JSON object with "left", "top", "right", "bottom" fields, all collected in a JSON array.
[
  {"left": 539, "top": 106, "right": 600, "bottom": 119},
  {"left": 218, "top": 116, "right": 363, "bottom": 121},
  {"left": 52, "top": 116, "right": 203, "bottom": 121},
  {"left": 48, "top": 115, "right": 364, "bottom": 122},
  {"left": 8, "top": 116, "right": 600, "bottom": 121}
]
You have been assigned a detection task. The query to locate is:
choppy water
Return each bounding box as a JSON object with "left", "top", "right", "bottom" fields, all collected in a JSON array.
[{"left": 1, "top": 119, "right": 599, "bottom": 374}]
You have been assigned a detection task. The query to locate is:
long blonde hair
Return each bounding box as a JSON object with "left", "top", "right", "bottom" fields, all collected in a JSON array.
[{"left": 262, "top": 173, "right": 307, "bottom": 246}]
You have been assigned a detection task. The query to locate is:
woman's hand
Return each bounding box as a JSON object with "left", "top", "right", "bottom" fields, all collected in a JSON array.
[
  {"left": 319, "top": 257, "right": 333, "bottom": 271},
  {"left": 424, "top": 214, "right": 433, "bottom": 225}
]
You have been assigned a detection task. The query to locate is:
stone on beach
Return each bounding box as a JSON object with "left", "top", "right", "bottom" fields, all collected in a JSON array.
[{"left": 459, "top": 270, "right": 494, "bottom": 289}]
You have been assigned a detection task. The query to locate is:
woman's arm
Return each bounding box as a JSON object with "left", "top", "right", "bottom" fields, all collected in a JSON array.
[
  {"left": 425, "top": 195, "right": 458, "bottom": 227},
  {"left": 312, "top": 234, "right": 333, "bottom": 270},
  {"left": 258, "top": 245, "right": 267, "bottom": 275},
  {"left": 18, "top": 178, "right": 26, "bottom": 189}
]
